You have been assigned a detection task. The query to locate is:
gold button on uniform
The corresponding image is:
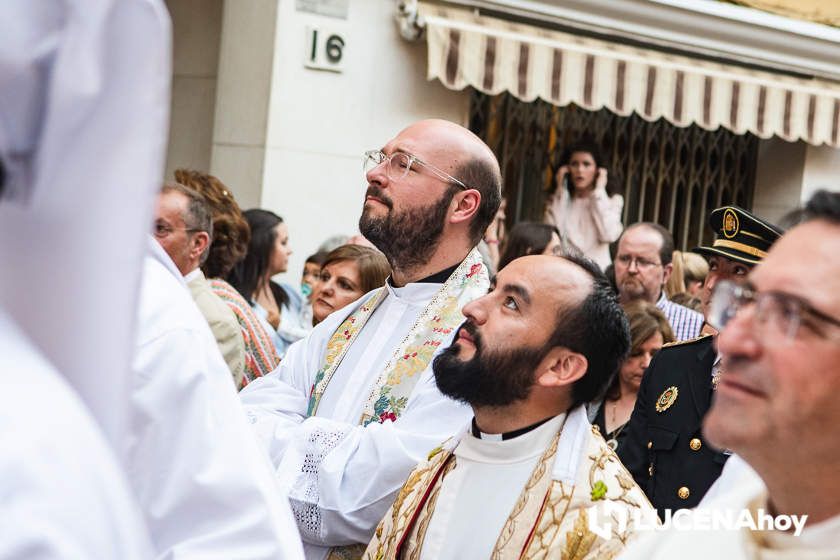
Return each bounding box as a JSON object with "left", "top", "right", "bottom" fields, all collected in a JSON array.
[
  {"left": 648, "top": 464, "right": 654, "bottom": 476},
  {"left": 690, "top": 438, "right": 702, "bottom": 451},
  {"left": 678, "top": 486, "right": 690, "bottom": 500},
  {"left": 647, "top": 441, "right": 653, "bottom": 449}
]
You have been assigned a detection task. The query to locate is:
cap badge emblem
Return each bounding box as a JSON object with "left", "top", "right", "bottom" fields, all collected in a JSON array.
[{"left": 723, "top": 209, "right": 739, "bottom": 239}]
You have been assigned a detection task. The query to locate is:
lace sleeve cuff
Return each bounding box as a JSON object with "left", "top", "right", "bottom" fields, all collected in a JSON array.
[{"left": 282, "top": 420, "right": 353, "bottom": 542}]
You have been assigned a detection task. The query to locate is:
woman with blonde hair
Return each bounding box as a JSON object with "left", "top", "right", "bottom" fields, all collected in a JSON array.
[
  {"left": 665, "top": 250, "right": 708, "bottom": 313},
  {"left": 174, "top": 169, "right": 280, "bottom": 386},
  {"left": 311, "top": 245, "right": 391, "bottom": 325}
]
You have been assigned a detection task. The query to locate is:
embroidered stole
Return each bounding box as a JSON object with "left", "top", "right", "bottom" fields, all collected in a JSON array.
[
  {"left": 394, "top": 423, "right": 564, "bottom": 560},
  {"left": 307, "top": 248, "right": 487, "bottom": 425},
  {"left": 365, "top": 408, "right": 655, "bottom": 560},
  {"left": 313, "top": 249, "right": 488, "bottom": 560}
]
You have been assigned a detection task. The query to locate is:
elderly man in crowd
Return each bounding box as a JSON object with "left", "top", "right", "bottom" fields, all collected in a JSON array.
[
  {"left": 155, "top": 182, "right": 246, "bottom": 386},
  {"left": 365, "top": 254, "right": 655, "bottom": 559},
  {"left": 614, "top": 223, "right": 704, "bottom": 341},
  {"left": 619, "top": 189, "right": 840, "bottom": 558},
  {"left": 618, "top": 206, "right": 782, "bottom": 516},
  {"left": 241, "top": 119, "right": 501, "bottom": 558}
]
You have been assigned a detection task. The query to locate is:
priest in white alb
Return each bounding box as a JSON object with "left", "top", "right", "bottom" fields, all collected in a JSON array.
[
  {"left": 240, "top": 119, "right": 503, "bottom": 558},
  {"left": 365, "top": 254, "right": 657, "bottom": 559}
]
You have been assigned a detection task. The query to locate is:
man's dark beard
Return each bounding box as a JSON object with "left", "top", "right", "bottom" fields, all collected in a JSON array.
[
  {"left": 433, "top": 322, "right": 548, "bottom": 407},
  {"left": 359, "top": 184, "right": 460, "bottom": 271}
]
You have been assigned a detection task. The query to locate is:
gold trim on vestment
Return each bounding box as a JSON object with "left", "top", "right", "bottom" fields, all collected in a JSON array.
[
  {"left": 364, "top": 416, "right": 659, "bottom": 560},
  {"left": 491, "top": 426, "right": 563, "bottom": 559},
  {"left": 404, "top": 457, "right": 458, "bottom": 560}
]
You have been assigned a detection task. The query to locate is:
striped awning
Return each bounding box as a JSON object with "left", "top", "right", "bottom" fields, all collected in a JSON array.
[{"left": 416, "top": 2, "right": 840, "bottom": 147}]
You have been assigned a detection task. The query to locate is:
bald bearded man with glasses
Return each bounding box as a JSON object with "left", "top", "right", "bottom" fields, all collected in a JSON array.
[{"left": 241, "top": 120, "right": 502, "bottom": 559}]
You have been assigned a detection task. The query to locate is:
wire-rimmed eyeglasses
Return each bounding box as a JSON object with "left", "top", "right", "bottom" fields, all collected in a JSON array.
[
  {"left": 614, "top": 254, "right": 663, "bottom": 271},
  {"left": 363, "top": 150, "right": 469, "bottom": 190},
  {"left": 709, "top": 280, "right": 840, "bottom": 342}
]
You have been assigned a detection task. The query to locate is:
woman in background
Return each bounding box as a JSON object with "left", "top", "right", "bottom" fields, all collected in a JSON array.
[
  {"left": 312, "top": 245, "right": 391, "bottom": 325},
  {"left": 544, "top": 140, "right": 624, "bottom": 270},
  {"left": 589, "top": 301, "right": 674, "bottom": 451},
  {"left": 228, "top": 209, "right": 308, "bottom": 358},
  {"left": 497, "top": 222, "right": 577, "bottom": 271},
  {"left": 174, "top": 169, "right": 280, "bottom": 387}
]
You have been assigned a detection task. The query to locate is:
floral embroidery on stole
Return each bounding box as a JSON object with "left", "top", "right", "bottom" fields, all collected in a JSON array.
[{"left": 307, "top": 248, "right": 487, "bottom": 424}]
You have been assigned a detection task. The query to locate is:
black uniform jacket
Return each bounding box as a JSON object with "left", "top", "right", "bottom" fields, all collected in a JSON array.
[{"left": 617, "top": 334, "right": 730, "bottom": 517}]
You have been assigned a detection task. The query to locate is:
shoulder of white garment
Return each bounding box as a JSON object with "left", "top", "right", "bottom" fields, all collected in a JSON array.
[
  {"left": 137, "top": 250, "right": 215, "bottom": 347},
  {"left": 0, "top": 310, "right": 153, "bottom": 559},
  {"left": 130, "top": 256, "right": 305, "bottom": 559}
]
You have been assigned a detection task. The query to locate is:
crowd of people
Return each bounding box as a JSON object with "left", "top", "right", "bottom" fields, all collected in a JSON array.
[{"left": 4, "top": 9, "right": 840, "bottom": 560}]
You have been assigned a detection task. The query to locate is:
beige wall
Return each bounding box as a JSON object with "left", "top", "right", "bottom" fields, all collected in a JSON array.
[
  {"left": 209, "top": 0, "right": 279, "bottom": 209},
  {"left": 753, "top": 138, "right": 840, "bottom": 224},
  {"left": 164, "top": 0, "right": 468, "bottom": 282},
  {"left": 802, "top": 144, "right": 840, "bottom": 202},
  {"left": 752, "top": 137, "right": 806, "bottom": 223},
  {"left": 260, "top": 0, "right": 470, "bottom": 283},
  {"left": 164, "top": 0, "right": 223, "bottom": 181}
]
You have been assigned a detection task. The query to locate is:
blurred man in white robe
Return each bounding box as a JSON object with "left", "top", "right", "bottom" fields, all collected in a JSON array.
[
  {"left": 1, "top": 1, "right": 304, "bottom": 556},
  {"left": 240, "top": 119, "right": 502, "bottom": 558},
  {"left": 132, "top": 240, "right": 304, "bottom": 559},
  {"left": 0, "top": 0, "right": 171, "bottom": 447},
  {"left": 0, "top": 1, "right": 167, "bottom": 556},
  {"left": 0, "top": 309, "right": 154, "bottom": 559}
]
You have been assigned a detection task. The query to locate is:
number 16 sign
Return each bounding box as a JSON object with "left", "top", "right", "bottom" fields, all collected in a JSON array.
[{"left": 304, "top": 25, "right": 346, "bottom": 73}]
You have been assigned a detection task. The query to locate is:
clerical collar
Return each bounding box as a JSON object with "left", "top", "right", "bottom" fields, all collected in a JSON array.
[
  {"left": 419, "top": 263, "right": 459, "bottom": 284},
  {"left": 471, "top": 416, "right": 556, "bottom": 441},
  {"left": 387, "top": 262, "right": 460, "bottom": 288}
]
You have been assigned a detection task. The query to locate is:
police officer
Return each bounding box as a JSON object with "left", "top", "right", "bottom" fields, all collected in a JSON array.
[{"left": 618, "top": 206, "right": 782, "bottom": 517}]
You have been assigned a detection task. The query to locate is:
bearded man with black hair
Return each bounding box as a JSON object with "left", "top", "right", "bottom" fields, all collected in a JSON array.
[{"left": 364, "top": 254, "right": 656, "bottom": 560}]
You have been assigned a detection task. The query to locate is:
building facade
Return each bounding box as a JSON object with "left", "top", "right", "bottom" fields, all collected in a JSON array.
[{"left": 165, "top": 0, "right": 840, "bottom": 279}]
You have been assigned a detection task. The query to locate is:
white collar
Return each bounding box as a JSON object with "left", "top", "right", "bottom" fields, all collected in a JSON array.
[
  {"left": 183, "top": 268, "right": 203, "bottom": 283},
  {"left": 385, "top": 279, "right": 442, "bottom": 305},
  {"left": 457, "top": 414, "right": 566, "bottom": 465},
  {"left": 550, "top": 405, "right": 591, "bottom": 483},
  {"left": 148, "top": 236, "right": 186, "bottom": 287}
]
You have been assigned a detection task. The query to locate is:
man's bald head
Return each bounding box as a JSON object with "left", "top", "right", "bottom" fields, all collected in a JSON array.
[
  {"left": 391, "top": 119, "right": 502, "bottom": 245},
  {"left": 395, "top": 119, "right": 498, "bottom": 165}
]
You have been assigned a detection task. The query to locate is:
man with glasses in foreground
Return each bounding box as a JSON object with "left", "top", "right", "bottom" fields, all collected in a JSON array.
[
  {"left": 619, "top": 190, "right": 840, "bottom": 558},
  {"left": 240, "top": 119, "right": 501, "bottom": 559},
  {"left": 618, "top": 206, "right": 782, "bottom": 517},
  {"left": 613, "top": 222, "right": 704, "bottom": 341}
]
